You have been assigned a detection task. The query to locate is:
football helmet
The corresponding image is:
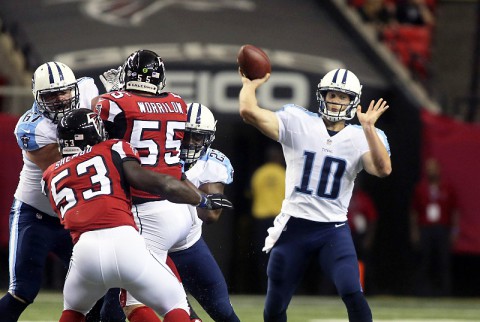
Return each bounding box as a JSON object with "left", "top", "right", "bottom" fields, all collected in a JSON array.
[
  {"left": 316, "top": 68, "right": 362, "bottom": 122},
  {"left": 57, "top": 108, "right": 107, "bottom": 156},
  {"left": 32, "top": 62, "right": 79, "bottom": 123},
  {"left": 121, "top": 49, "right": 166, "bottom": 95},
  {"left": 180, "top": 103, "right": 217, "bottom": 167}
]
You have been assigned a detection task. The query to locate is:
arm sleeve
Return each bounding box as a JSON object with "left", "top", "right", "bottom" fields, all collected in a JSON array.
[
  {"left": 15, "top": 119, "right": 56, "bottom": 151},
  {"left": 77, "top": 77, "right": 100, "bottom": 109}
]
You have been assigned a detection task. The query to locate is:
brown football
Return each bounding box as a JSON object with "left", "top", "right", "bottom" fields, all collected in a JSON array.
[{"left": 237, "top": 44, "right": 271, "bottom": 80}]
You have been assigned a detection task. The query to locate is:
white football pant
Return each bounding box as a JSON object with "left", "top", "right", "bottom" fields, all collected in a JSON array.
[{"left": 63, "top": 225, "right": 189, "bottom": 316}]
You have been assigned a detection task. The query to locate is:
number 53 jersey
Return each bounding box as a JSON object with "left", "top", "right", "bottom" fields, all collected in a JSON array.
[
  {"left": 42, "top": 139, "right": 139, "bottom": 243},
  {"left": 276, "top": 104, "right": 390, "bottom": 223}
]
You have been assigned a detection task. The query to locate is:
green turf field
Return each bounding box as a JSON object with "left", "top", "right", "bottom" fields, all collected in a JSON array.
[{"left": 13, "top": 291, "right": 480, "bottom": 321}]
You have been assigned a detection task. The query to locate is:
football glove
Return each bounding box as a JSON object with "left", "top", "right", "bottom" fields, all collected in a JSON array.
[
  {"left": 197, "top": 193, "right": 234, "bottom": 210},
  {"left": 99, "top": 66, "right": 123, "bottom": 92}
]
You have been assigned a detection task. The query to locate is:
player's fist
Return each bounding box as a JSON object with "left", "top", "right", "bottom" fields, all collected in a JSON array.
[{"left": 197, "top": 193, "right": 233, "bottom": 210}]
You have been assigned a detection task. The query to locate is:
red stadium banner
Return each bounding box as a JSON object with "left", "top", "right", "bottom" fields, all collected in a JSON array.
[
  {"left": 0, "top": 113, "right": 22, "bottom": 248},
  {"left": 421, "top": 109, "right": 480, "bottom": 254}
]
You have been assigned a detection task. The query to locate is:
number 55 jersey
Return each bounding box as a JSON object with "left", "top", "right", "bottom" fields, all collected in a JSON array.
[{"left": 94, "top": 90, "right": 187, "bottom": 204}]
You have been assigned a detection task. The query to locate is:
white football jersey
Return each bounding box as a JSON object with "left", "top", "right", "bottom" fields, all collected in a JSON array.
[
  {"left": 276, "top": 104, "right": 390, "bottom": 223},
  {"left": 169, "top": 148, "right": 234, "bottom": 252},
  {"left": 13, "top": 77, "right": 99, "bottom": 217}
]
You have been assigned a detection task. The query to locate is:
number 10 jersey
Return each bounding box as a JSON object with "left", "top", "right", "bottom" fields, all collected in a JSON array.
[{"left": 276, "top": 104, "right": 390, "bottom": 223}]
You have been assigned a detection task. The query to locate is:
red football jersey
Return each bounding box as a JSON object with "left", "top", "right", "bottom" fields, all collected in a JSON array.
[
  {"left": 94, "top": 91, "right": 187, "bottom": 204},
  {"left": 42, "top": 139, "right": 140, "bottom": 243}
]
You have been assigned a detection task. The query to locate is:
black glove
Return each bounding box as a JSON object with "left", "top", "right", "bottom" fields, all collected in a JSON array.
[{"left": 197, "top": 193, "right": 234, "bottom": 210}]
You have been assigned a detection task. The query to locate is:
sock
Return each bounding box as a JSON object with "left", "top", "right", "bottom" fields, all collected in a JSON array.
[
  {"left": 0, "top": 292, "right": 29, "bottom": 322},
  {"left": 60, "top": 310, "right": 86, "bottom": 322},
  {"left": 127, "top": 306, "right": 162, "bottom": 322},
  {"left": 341, "top": 291, "right": 372, "bottom": 322},
  {"left": 163, "top": 308, "right": 190, "bottom": 322}
]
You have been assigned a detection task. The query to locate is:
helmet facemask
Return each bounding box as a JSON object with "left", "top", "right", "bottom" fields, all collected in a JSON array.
[
  {"left": 179, "top": 103, "right": 217, "bottom": 169},
  {"left": 36, "top": 83, "right": 79, "bottom": 124},
  {"left": 180, "top": 129, "right": 215, "bottom": 167},
  {"left": 316, "top": 89, "right": 358, "bottom": 122},
  {"left": 316, "top": 69, "right": 362, "bottom": 123}
]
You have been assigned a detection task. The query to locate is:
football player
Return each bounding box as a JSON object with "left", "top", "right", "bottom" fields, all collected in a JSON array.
[
  {"left": 238, "top": 68, "right": 391, "bottom": 322},
  {"left": 167, "top": 103, "right": 240, "bottom": 322},
  {"left": 0, "top": 62, "right": 116, "bottom": 322},
  {"left": 95, "top": 49, "right": 203, "bottom": 322},
  {"left": 42, "top": 108, "right": 232, "bottom": 322}
]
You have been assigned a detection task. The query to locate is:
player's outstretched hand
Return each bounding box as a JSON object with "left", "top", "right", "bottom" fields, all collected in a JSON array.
[
  {"left": 357, "top": 98, "right": 389, "bottom": 127},
  {"left": 99, "top": 66, "right": 122, "bottom": 92},
  {"left": 197, "top": 193, "right": 234, "bottom": 210}
]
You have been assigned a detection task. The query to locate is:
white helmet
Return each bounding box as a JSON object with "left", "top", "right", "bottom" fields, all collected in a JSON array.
[
  {"left": 316, "top": 68, "right": 362, "bottom": 122},
  {"left": 180, "top": 103, "right": 217, "bottom": 167},
  {"left": 32, "top": 62, "right": 79, "bottom": 123}
]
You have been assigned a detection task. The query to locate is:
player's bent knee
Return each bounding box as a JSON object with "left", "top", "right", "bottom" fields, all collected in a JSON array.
[
  {"left": 333, "top": 264, "right": 362, "bottom": 296},
  {"left": 10, "top": 292, "right": 29, "bottom": 305},
  {"left": 266, "top": 251, "right": 289, "bottom": 281}
]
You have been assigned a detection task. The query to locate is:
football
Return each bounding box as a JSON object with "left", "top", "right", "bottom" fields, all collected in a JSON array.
[{"left": 237, "top": 44, "right": 271, "bottom": 80}]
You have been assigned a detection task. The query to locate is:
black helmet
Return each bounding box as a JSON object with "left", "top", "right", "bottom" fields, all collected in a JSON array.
[
  {"left": 57, "top": 108, "right": 107, "bottom": 156},
  {"left": 121, "top": 49, "right": 166, "bottom": 95}
]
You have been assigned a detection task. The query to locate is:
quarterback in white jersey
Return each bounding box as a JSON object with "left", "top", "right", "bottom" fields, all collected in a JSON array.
[
  {"left": 168, "top": 103, "right": 240, "bottom": 322},
  {"left": 0, "top": 62, "right": 105, "bottom": 322},
  {"left": 239, "top": 68, "right": 391, "bottom": 322},
  {"left": 276, "top": 104, "right": 390, "bottom": 224}
]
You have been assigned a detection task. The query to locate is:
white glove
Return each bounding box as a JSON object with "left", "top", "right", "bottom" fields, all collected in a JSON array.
[{"left": 99, "top": 66, "right": 122, "bottom": 92}]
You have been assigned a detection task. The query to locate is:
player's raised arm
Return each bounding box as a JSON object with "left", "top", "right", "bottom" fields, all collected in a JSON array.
[
  {"left": 357, "top": 98, "right": 392, "bottom": 177},
  {"left": 238, "top": 71, "right": 279, "bottom": 141}
]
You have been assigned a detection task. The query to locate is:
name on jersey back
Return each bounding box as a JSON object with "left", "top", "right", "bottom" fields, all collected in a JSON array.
[
  {"left": 138, "top": 101, "right": 184, "bottom": 114},
  {"left": 54, "top": 146, "right": 93, "bottom": 169}
]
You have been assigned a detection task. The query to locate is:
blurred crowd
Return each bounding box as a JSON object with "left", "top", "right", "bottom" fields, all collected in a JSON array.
[{"left": 349, "top": 0, "right": 436, "bottom": 81}]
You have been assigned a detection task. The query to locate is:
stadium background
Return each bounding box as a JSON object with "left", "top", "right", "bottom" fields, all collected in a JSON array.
[{"left": 0, "top": 0, "right": 479, "bottom": 297}]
